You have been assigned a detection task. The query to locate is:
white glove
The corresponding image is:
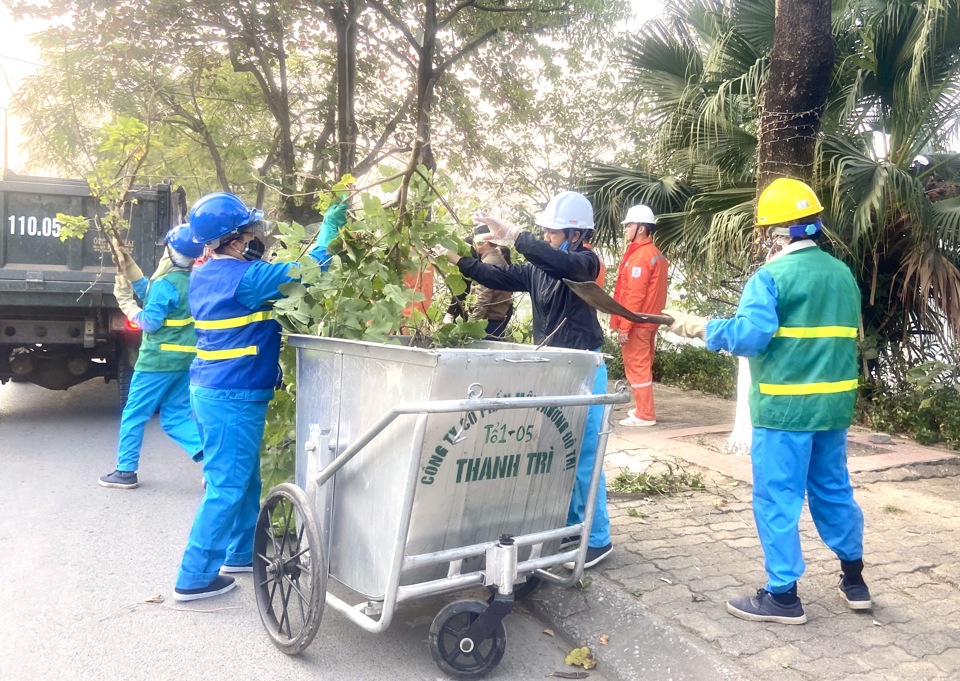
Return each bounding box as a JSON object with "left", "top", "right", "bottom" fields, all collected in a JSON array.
[
  {"left": 474, "top": 212, "right": 521, "bottom": 247},
  {"left": 114, "top": 274, "right": 143, "bottom": 321},
  {"left": 112, "top": 238, "right": 144, "bottom": 280},
  {"left": 662, "top": 308, "right": 709, "bottom": 340}
]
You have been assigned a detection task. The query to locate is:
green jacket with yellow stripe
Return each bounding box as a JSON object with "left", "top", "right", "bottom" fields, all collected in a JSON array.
[
  {"left": 134, "top": 269, "right": 196, "bottom": 372},
  {"left": 748, "top": 245, "right": 860, "bottom": 431}
]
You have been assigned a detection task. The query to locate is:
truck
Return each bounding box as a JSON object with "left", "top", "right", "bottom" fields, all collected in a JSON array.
[{"left": 0, "top": 175, "right": 186, "bottom": 404}]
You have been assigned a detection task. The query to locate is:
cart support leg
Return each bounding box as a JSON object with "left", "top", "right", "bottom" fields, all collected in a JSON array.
[{"left": 463, "top": 594, "right": 514, "bottom": 646}]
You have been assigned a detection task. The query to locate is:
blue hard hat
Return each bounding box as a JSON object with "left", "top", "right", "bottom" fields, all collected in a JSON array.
[
  {"left": 188, "top": 192, "right": 264, "bottom": 244},
  {"left": 165, "top": 224, "right": 205, "bottom": 259}
]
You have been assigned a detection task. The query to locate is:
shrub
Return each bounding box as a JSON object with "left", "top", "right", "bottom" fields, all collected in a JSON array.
[
  {"left": 652, "top": 338, "right": 737, "bottom": 398},
  {"left": 858, "top": 385, "right": 960, "bottom": 449},
  {"left": 602, "top": 334, "right": 736, "bottom": 398}
]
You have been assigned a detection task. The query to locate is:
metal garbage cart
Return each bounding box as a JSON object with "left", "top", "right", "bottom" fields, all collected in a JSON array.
[{"left": 253, "top": 335, "right": 629, "bottom": 678}]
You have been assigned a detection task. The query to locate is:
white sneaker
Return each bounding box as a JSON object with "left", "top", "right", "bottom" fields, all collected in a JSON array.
[{"left": 619, "top": 415, "right": 657, "bottom": 427}]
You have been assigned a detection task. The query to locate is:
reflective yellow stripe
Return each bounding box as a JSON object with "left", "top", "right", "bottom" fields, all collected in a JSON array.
[
  {"left": 773, "top": 326, "right": 858, "bottom": 339},
  {"left": 195, "top": 345, "right": 259, "bottom": 360},
  {"left": 159, "top": 343, "right": 198, "bottom": 353},
  {"left": 163, "top": 317, "right": 194, "bottom": 327},
  {"left": 194, "top": 311, "right": 273, "bottom": 330},
  {"left": 759, "top": 379, "right": 859, "bottom": 396}
]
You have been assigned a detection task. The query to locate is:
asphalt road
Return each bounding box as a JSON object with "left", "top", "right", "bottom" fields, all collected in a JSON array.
[{"left": 0, "top": 379, "right": 606, "bottom": 681}]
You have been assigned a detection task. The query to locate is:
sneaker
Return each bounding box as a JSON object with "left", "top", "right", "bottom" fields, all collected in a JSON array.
[
  {"left": 173, "top": 575, "right": 236, "bottom": 602},
  {"left": 838, "top": 576, "right": 872, "bottom": 610},
  {"left": 98, "top": 470, "right": 139, "bottom": 489},
  {"left": 726, "top": 589, "right": 807, "bottom": 625},
  {"left": 562, "top": 543, "right": 613, "bottom": 570},
  {"left": 619, "top": 415, "right": 657, "bottom": 427},
  {"left": 221, "top": 563, "right": 254, "bottom": 574}
]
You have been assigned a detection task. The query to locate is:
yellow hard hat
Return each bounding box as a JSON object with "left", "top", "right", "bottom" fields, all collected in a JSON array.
[{"left": 756, "top": 178, "right": 824, "bottom": 226}]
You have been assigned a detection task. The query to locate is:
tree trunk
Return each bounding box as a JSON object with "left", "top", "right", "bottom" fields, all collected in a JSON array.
[
  {"left": 756, "top": 0, "right": 835, "bottom": 191},
  {"left": 330, "top": 0, "right": 362, "bottom": 179},
  {"left": 414, "top": 0, "right": 438, "bottom": 171},
  {"left": 730, "top": 0, "right": 835, "bottom": 455}
]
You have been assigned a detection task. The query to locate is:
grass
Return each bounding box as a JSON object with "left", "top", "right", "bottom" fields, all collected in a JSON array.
[{"left": 883, "top": 504, "right": 905, "bottom": 514}]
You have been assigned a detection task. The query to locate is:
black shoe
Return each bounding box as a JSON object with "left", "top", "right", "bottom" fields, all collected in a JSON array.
[
  {"left": 98, "top": 470, "right": 138, "bottom": 489},
  {"left": 562, "top": 543, "right": 613, "bottom": 570},
  {"left": 838, "top": 576, "right": 872, "bottom": 610},
  {"left": 220, "top": 563, "right": 253, "bottom": 574},
  {"left": 726, "top": 589, "right": 807, "bottom": 625},
  {"left": 173, "top": 575, "right": 236, "bottom": 602}
]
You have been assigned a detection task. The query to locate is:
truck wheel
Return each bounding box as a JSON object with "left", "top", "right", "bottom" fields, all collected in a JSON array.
[{"left": 116, "top": 343, "right": 137, "bottom": 407}]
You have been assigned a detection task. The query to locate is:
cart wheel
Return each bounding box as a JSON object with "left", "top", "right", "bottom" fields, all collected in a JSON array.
[
  {"left": 253, "top": 483, "right": 326, "bottom": 655},
  {"left": 429, "top": 599, "right": 507, "bottom": 679}
]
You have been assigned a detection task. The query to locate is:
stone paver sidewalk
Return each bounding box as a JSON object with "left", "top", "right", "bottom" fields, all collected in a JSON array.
[{"left": 587, "top": 384, "right": 960, "bottom": 681}]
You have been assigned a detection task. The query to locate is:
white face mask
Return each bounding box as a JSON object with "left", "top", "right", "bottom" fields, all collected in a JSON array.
[{"left": 168, "top": 246, "right": 194, "bottom": 268}]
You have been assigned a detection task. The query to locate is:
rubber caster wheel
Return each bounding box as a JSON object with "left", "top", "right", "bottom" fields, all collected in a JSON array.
[
  {"left": 253, "top": 483, "right": 326, "bottom": 655},
  {"left": 429, "top": 599, "right": 507, "bottom": 679}
]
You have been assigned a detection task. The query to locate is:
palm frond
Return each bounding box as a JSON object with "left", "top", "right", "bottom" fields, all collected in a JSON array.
[{"left": 582, "top": 164, "right": 695, "bottom": 250}]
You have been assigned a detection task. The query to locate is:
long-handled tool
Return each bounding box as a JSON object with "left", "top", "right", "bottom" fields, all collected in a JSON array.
[{"left": 562, "top": 279, "right": 674, "bottom": 326}]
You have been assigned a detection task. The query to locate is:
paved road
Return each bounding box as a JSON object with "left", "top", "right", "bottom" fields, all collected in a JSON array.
[{"left": 0, "top": 379, "right": 605, "bottom": 681}]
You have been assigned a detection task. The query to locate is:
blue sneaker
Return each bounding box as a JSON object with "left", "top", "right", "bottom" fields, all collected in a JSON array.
[
  {"left": 98, "top": 470, "right": 138, "bottom": 489},
  {"left": 838, "top": 576, "right": 872, "bottom": 610},
  {"left": 220, "top": 563, "right": 253, "bottom": 574},
  {"left": 174, "top": 575, "right": 236, "bottom": 602},
  {"left": 726, "top": 589, "right": 807, "bottom": 625}
]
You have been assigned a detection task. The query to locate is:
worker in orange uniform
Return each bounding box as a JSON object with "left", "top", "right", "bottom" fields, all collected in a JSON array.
[{"left": 610, "top": 205, "right": 668, "bottom": 426}]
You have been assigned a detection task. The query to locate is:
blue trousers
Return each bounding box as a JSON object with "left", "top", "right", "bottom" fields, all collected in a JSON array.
[
  {"left": 751, "top": 427, "right": 864, "bottom": 593},
  {"left": 176, "top": 387, "right": 268, "bottom": 590},
  {"left": 116, "top": 370, "right": 202, "bottom": 471},
  {"left": 566, "top": 359, "right": 611, "bottom": 549}
]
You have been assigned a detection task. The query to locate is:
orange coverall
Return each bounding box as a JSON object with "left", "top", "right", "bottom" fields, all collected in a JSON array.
[{"left": 609, "top": 237, "right": 668, "bottom": 421}]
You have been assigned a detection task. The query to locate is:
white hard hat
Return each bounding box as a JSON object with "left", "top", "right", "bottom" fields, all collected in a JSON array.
[
  {"left": 535, "top": 191, "right": 595, "bottom": 231},
  {"left": 621, "top": 204, "right": 657, "bottom": 225}
]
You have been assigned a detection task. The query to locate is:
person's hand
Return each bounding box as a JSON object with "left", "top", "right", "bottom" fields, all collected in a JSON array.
[
  {"left": 426, "top": 245, "right": 461, "bottom": 265},
  {"left": 113, "top": 274, "right": 142, "bottom": 321},
  {"left": 474, "top": 211, "right": 521, "bottom": 246},
  {"left": 662, "top": 308, "right": 709, "bottom": 340},
  {"left": 617, "top": 330, "right": 630, "bottom": 345},
  {"left": 112, "top": 241, "right": 144, "bottom": 280},
  {"left": 317, "top": 201, "right": 349, "bottom": 247}
]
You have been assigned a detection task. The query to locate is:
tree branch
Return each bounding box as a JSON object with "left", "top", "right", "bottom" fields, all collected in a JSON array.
[{"left": 366, "top": 0, "right": 421, "bottom": 50}]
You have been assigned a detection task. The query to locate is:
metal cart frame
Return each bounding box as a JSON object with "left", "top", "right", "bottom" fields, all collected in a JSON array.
[{"left": 253, "top": 338, "right": 628, "bottom": 678}]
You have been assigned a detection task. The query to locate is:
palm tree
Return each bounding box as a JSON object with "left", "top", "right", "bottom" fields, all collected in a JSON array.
[{"left": 586, "top": 0, "right": 960, "bottom": 380}]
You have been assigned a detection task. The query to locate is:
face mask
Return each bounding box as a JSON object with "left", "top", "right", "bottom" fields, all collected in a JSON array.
[
  {"left": 241, "top": 237, "right": 266, "bottom": 261},
  {"left": 167, "top": 245, "right": 193, "bottom": 268}
]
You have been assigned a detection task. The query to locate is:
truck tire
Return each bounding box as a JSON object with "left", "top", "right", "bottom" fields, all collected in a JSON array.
[
  {"left": 116, "top": 341, "right": 138, "bottom": 407},
  {"left": 117, "top": 352, "right": 133, "bottom": 407}
]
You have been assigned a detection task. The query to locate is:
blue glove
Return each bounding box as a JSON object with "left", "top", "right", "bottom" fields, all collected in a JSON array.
[{"left": 316, "top": 201, "right": 349, "bottom": 248}]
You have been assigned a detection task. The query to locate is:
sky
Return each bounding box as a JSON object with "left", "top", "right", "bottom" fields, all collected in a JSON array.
[{"left": 0, "top": 1, "right": 665, "bottom": 174}]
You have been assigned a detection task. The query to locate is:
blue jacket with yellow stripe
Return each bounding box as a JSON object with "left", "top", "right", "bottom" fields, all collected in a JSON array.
[
  {"left": 705, "top": 241, "right": 860, "bottom": 431},
  {"left": 188, "top": 257, "right": 295, "bottom": 392}
]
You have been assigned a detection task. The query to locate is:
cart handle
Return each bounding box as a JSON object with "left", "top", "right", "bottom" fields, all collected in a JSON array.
[{"left": 315, "top": 388, "right": 630, "bottom": 486}]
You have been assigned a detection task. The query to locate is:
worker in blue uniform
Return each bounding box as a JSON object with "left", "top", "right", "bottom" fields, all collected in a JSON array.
[
  {"left": 665, "top": 178, "right": 870, "bottom": 624},
  {"left": 99, "top": 225, "right": 205, "bottom": 489},
  {"left": 173, "top": 193, "right": 347, "bottom": 601},
  {"left": 444, "top": 191, "right": 613, "bottom": 570}
]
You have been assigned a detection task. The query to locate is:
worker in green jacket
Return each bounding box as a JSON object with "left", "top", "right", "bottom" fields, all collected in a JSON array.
[
  {"left": 665, "top": 178, "right": 870, "bottom": 624},
  {"left": 99, "top": 224, "right": 204, "bottom": 489}
]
